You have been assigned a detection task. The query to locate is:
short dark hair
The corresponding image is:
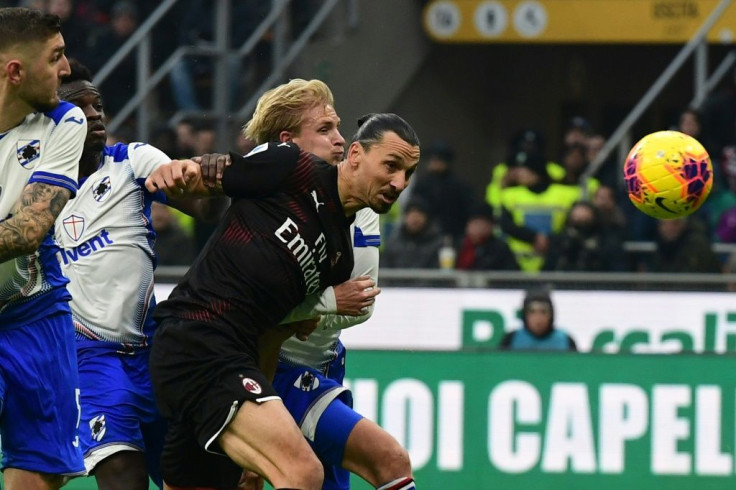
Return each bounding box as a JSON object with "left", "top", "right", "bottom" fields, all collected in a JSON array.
[
  {"left": 468, "top": 202, "right": 494, "bottom": 222},
  {"left": 353, "top": 113, "right": 420, "bottom": 150},
  {"left": 61, "top": 58, "right": 93, "bottom": 85},
  {"left": 0, "top": 8, "right": 61, "bottom": 52},
  {"left": 425, "top": 140, "right": 454, "bottom": 164}
]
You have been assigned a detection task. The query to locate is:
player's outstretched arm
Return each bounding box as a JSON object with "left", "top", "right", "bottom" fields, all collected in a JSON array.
[
  {"left": 0, "top": 183, "right": 72, "bottom": 263},
  {"left": 144, "top": 159, "right": 214, "bottom": 197}
]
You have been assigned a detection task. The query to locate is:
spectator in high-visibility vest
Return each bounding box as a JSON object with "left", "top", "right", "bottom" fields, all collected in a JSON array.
[
  {"left": 498, "top": 151, "right": 582, "bottom": 272},
  {"left": 486, "top": 128, "right": 562, "bottom": 215}
]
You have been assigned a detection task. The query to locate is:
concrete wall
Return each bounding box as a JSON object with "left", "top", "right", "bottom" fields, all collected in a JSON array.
[
  {"left": 291, "top": 0, "right": 431, "bottom": 135},
  {"left": 291, "top": 3, "right": 731, "bottom": 201}
]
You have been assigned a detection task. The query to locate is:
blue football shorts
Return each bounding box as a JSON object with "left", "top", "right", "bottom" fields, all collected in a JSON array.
[
  {"left": 76, "top": 344, "right": 165, "bottom": 488},
  {"left": 273, "top": 342, "right": 363, "bottom": 490},
  {"left": 0, "top": 310, "right": 85, "bottom": 476}
]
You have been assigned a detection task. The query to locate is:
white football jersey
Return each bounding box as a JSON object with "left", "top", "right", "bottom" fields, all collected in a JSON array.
[
  {"left": 55, "top": 142, "right": 170, "bottom": 348},
  {"left": 279, "top": 207, "right": 381, "bottom": 370},
  {"left": 0, "top": 101, "right": 85, "bottom": 323}
]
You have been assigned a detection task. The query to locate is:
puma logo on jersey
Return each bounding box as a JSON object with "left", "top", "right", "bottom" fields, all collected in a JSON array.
[
  {"left": 311, "top": 190, "right": 323, "bottom": 211},
  {"left": 59, "top": 229, "right": 114, "bottom": 265}
]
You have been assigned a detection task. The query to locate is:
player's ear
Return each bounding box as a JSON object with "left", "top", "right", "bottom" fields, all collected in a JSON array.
[
  {"left": 347, "top": 141, "right": 362, "bottom": 168},
  {"left": 278, "top": 130, "right": 293, "bottom": 143},
  {"left": 4, "top": 59, "right": 23, "bottom": 85}
]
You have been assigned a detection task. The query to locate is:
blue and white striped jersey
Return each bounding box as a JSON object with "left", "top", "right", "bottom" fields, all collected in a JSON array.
[
  {"left": 55, "top": 142, "right": 169, "bottom": 349},
  {"left": 279, "top": 207, "right": 381, "bottom": 370},
  {"left": 0, "top": 102, "right": 85, "bottom": 324}
]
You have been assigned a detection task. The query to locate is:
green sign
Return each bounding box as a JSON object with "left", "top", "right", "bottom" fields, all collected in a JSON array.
[
  {"left": 345, "top": 351, "right": 736, "bottom": 489},
  {"left": 11, "top": 351, "right": 736, "bottom": 490}
]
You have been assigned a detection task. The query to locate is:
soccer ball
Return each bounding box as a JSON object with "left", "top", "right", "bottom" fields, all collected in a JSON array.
[{"left": 623, "top": 130, "right": 713, "bottom": 219}]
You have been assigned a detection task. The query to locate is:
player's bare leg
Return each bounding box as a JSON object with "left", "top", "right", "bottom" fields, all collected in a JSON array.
[
  {"left": 3, "top": 468, "right": 64, "bottom": 490},
  {"left": 341, "top": 419, "right": 415, "bottom": 488},
  {"left": 218, "top": 399, "right": 323, "bottom": 490},
  {"left": 93, "top": 451, "right": 149, "bottom": 490}
]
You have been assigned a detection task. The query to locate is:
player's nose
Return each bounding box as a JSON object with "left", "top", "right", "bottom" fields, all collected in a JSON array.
[{"left": 59, "top": 55, "right": 71, "bottom": 78}]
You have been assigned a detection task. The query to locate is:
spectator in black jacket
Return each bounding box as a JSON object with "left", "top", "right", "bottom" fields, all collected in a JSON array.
[
  {"left": 456, "top": 203, "right": 519, "bottom": 271},
  {"left": 151, "top": 202, "right": 196, "bottom": 267},
  {"left": 644, "top": 217, "right": 723, "bottom": 273},
  {"left": 543, "top": 201, "right": 628, "bottom": 272},
  {"left": 410, "top": 140, "right": 475, "bottom": 240},
  {"left": 382, "top": 197, "right": 443, "bottom": 269}
]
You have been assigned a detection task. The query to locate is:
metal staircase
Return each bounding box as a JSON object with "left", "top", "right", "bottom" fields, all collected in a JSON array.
[{"left": 93, "top": 0, "right": 348, "bottom": 150}]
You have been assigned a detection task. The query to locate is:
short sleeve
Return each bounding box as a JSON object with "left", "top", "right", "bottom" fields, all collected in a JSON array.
[
  {"left": 353, "top": 209, "right": 381, "bottom": 247},
  {"left": 128, "top": 142, "right": 172, "bottom": 203},
  {"left": 28, "top": 104, "right": 86, "bottom": 197},
  {"left": 128, "top": 142, "right": 172, "bottom": 179}
]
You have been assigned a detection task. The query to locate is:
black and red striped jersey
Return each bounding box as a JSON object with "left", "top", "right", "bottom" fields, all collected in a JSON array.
[{"left": 153, "top": 142, "right": 354, "bottom": 354}]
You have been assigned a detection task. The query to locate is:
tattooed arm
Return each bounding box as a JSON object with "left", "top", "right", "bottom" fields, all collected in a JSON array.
[{"left": 0, "top": 182, "right": 72, "bottom": 263}]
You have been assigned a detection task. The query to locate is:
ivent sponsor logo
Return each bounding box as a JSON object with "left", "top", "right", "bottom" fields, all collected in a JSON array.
[{"left": 59, "top": 229, "right": 114, "bottom": 264}]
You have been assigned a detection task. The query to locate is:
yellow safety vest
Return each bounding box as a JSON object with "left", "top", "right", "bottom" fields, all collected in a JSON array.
[
  {"left": 500, "top": 183, "right": 583, "bottom": 272},
  {"left": 486, "top": 160, "right": 564, "bottom": 213}
]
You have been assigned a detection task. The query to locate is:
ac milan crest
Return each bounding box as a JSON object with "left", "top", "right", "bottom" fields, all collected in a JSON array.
[{"left": 242, "top": 378, "right": 262, "bottom": 394}]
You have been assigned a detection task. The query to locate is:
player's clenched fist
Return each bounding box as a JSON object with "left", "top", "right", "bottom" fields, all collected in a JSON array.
[
  {"left": 144, "top": 159, "right": 209, "bottom": 197},
  {"left": 195, "top": 153, "right": 231, "bottom": 188},
  {"left": 334, "top": 276, "right": 380, "bottom": 316}
]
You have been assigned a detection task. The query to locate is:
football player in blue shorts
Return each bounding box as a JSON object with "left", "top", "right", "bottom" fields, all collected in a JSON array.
[
  {"left": 54, "top": 59, "right": 226, "bottom": 490},
  {"left": 0, "top": 8, "right": 87, "bottom": 490},
  {"left": 237, "top": 79, "right": 417, "bottom": 490}
]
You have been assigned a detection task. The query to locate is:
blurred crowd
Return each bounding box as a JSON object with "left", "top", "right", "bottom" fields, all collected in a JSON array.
[
  {"left": 381, "top": 95, "right": 736, "bottom": 277},
  {"left": 6, "top": 1, "right": 736, "bottom": 273}
]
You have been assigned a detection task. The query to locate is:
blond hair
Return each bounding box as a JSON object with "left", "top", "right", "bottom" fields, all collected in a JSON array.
[{"left": 244, "top": 79, "right": 335, "bottom": 145}]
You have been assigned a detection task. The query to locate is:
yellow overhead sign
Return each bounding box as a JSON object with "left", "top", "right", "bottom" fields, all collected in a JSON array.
[{"left": 423, "top": 0, "right": 736, "bottom": 43}]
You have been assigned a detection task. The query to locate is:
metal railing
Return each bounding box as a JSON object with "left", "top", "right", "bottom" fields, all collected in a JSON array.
[
  {"left": 156, "top": 239, "right": 736, "bottom": 291},
  {"left": 580, "top": 0, "right": 735, "bottom": 197},
  {"left": 155, "top": 264, "right": 736, "bottom": 291},
  {"left": 95, "top": 0, "right": 344, "bottom": 148},
  {"left": 92, "top": 0, "right": 179, "bottom": 141}
]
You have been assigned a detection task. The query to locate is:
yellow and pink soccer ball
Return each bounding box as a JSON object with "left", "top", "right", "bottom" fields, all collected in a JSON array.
[{"left": 623, "top": 130, "right": 713, "bottom": 219}]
